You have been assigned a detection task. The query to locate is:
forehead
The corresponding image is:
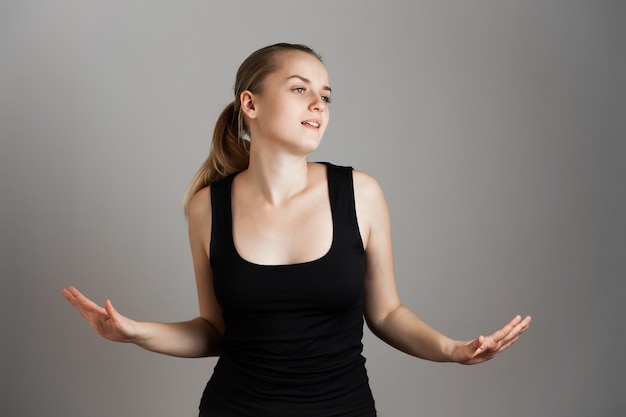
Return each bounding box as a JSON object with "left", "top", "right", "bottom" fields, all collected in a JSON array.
[{"left": 272, "top": 51, "right": 329, "bottom": 84}]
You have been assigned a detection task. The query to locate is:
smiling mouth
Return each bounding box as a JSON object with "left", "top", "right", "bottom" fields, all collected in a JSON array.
[{"left": 302, "top": 121, "right": 320, "bottom": 128}]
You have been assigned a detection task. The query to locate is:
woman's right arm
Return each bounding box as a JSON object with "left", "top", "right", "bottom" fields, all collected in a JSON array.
[{"left": 61, "top": 186, "right": 224, "bottom": 358}]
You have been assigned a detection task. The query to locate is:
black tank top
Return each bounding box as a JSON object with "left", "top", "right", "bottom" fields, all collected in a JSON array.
[{"left": 199, "top": 162, "right": 376, "bottom": 417}]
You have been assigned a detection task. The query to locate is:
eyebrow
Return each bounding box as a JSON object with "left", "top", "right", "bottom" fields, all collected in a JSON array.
[{"left": 286, "top": 74, "right": 332, "bottom": 93}]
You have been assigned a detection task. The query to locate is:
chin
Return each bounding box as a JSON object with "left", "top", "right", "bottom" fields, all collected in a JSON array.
[
  {"left": 281, "top": 132, "right": 323, "bottom": 155},
  {"left": 301, "top": 136, "right": 324, "bottom": 154}
]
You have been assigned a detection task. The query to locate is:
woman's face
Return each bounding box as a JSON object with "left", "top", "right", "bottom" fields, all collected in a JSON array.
[{"left": 243, "top": 50, "right": 331, "bottom": 155}]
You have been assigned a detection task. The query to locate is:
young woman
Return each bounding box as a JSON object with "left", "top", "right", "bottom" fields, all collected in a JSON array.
[{"left": 62, "top": 43, "right": 531, "bottom": 417}]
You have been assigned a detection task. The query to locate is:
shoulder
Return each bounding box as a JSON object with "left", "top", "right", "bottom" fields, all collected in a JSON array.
[
  {"left": 188, "top": 186, "right": 212, "bottom": 227},
  {"left": 319, "top": 162, "right": 387, "bottom": 206},
  {"left": 352, "top": 169, "right": 386, "bottom": 206},
  {"left": 187, "top": 186, "right": 213, "bottom": 257},
  {"left": 351, "top": 169, "right": 391, "bottom": 248},
  {"left": 320, "top": 162, "right": 384, "bottom": 197}
]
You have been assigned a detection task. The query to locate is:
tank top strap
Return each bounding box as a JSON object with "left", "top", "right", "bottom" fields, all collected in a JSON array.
[
  {"left": 209, "top": 173, "right": 236, "bottom": 264},
  {"left": 322, "top": 162, "right": 366, "bottom": 255}
]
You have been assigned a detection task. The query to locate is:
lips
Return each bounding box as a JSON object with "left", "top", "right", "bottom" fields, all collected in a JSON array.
[{"left": 301, "top": 120, "right": 321, "bottom": 129}]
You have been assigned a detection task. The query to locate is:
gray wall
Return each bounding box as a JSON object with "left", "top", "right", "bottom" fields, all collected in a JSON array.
[{"left": 2, "top": 1, "right": 624, "bottom": 416}]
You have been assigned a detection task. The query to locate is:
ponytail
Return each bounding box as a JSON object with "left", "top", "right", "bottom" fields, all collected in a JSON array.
[{"left": 183, "top": 101, "right": 250, "bottom": 216}]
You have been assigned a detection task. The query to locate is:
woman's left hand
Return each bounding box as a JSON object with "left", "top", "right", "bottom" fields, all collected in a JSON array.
[{"left": 452, "top": 315, "right": 532, "bottom": 365}]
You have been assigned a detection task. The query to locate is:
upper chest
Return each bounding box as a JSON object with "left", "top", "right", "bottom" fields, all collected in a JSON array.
[{"left": 231, "top": 178, "right": 333, "bottom": 266}]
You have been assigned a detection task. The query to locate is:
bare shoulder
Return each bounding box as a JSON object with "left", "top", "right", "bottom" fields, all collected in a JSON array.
[
  {"left": 352, "top": 169, "right": 391, "bottom": 248},
  {"left": 188, "top": 186, "right": 212, "bottom": 229},
  {"left": 352, "top": 169, "right": 386, "bottom": 205}
]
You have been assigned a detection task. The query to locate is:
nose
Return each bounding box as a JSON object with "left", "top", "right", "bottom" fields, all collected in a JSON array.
[{"left": 310, "top": 96, "right": 326, "bottom": 112}]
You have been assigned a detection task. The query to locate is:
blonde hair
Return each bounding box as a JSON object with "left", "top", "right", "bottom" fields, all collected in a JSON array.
[{"left": 183, "top": 43, "right": 323, "bottom": 216}]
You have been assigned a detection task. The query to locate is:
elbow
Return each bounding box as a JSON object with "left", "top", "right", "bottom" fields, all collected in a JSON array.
[
  {"left": 196, "top": 316, "right": 225, "bottom": 357},
  {"left": 364, "top": 302, "right": 403, "bottom": 339}
]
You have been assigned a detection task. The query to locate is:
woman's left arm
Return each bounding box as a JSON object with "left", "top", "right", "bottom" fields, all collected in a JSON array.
[{"left": 353, "top": 171, "right": 531, "bottom": 364}]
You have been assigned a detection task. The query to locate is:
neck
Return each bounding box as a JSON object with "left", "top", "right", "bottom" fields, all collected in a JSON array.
[{"left": 241, "top": 149, "right": 311, "bottom": 206}]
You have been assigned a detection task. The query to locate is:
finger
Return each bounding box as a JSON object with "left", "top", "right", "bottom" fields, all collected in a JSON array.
[
  {"left": 466, "top": 336, "right": 487, "bottom": 359},
  {"left": 490, "top": 315, "right": 523, "bottom": 343},
  {"left": 473, "top": 335, "right": 485, "bottom": 350},
  {"left": 63, "top": 286, "right": 108, "bottom": 323},
  {"left": 499, "top": 315, "right": 532, "bottom": 347},
  {"left": 519, "top": 315, "right": 532, "bottom": 333},
  {"left": 461, "top": 336, "right": 495, "bottom": 364},
  {"left": 104, "top": 299, "right": 123, "bottom": 323},
  {"left": 63, "top": 286, "right": 98, "bottom": 310},
  {"left": 61, "top": 286, "right": 82, "bottom": 305},
  {"left": 494, "top": 334, "right": 520, "bottom": 354},
  {"left": 505, "top": 315, "right": 531, "bottom": 339},
  {"left": 61, "top": 287, "right": 76, "bottom": 304}
]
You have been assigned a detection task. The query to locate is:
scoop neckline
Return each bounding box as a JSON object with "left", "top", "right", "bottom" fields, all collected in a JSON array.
[{"left": 229, "top": 162, "right": 335, "bottom": 269}]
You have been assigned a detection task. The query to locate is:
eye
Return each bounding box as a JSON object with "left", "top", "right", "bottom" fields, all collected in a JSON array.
[
  {"left": 293, "top": 87, "right": 306, "bottom": 94},
  {"left": 321, "top": 95, "right": 332, "bottom": 104}
]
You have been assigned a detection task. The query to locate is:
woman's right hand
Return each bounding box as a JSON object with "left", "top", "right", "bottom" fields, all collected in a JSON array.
[{"left": 61, "top": 285, "right": 139, "bottom": 343}]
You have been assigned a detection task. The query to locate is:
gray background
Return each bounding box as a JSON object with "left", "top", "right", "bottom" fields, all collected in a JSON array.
[{"left": 2, "top": 1, "right": 624, "bottom": 416}]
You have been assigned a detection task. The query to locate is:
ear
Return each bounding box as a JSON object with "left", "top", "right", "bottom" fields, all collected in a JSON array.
[{"left": 240, "top": 90, "right": 257, "bottom": 119}]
